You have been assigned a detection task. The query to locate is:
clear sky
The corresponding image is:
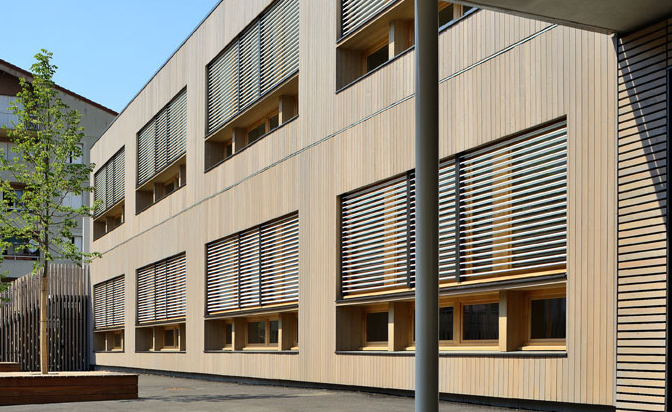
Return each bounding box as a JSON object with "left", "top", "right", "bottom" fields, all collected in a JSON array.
[{"left": 0, "top": 0, "right": 221, "bottom": 113}]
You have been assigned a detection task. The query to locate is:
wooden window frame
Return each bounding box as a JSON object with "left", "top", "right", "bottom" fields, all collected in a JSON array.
[
  {"left": 109, "top": 330, "right": 124, "bottom": 351},
  {"left": 244, "top": 315, "right": 280, "bottom": 350},
  {"left": 460, "top": 297, "right": 500, "bottom": 348},
  {"left": 362, "top": 38, "right": 389, "bottom": 74},
  {"left": 160, "top": 325, "right": 180, "bottom": 351},
  {"left": 245, "top": 110, "right": 280, "bottom": 145},
  {"left": 522, "top": 289, "right": 567, "bottom": 351},
  {"left": 361, "top": 304, "right": 389, "bottom": 350}
]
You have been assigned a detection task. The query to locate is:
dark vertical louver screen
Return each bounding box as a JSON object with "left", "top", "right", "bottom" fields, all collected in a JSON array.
[
  {"left": 340, "top": 0, "right": 394, "bottom": 38},
  {"left": 206, "top": 212, "right": 299, "bottom": 314},
  {"left": 93, "top": 275, "right": 125, "bottom": 329},
  {"left": 206, "top": 0, "right": 299, "bottom": 134},
  {"left": 136, "top": 89, "right": 187, "bottom": 187},
  {"left": 339, "top": 121, "right": 568, "bottom": 297},
  {"left": 94, "top": 147, "right": 125, "bottom": 217},
  {"left": 136, "top": 252, "right": 187, "bottom": 323}
]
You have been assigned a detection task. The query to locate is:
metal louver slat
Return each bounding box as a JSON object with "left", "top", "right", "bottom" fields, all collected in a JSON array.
[
  {"left": 207, "top": 44, "right": 239, "bottom": 133},
  {"left": 154, "top": 110, "right": 168, "bottom": 172},
  {"left": 93, "top": 283, "right": 106, "bottom": 328},
  {"left": 438, "top": 159, "right": 457, "bottom": 283},
  {"left": 458, "top": 122, "right": 567, "bottom": 280},
  {"left": 94, "top": 275, "right": 125, "bottom": 329},
  {"left": 105, "top": 158, "right": 115, "bottom": 210},
  {"left": 136, "top": 265, "right": 155, "bottom": 324},
  {"left": 166, "top": 253, "right": 187, "bottom": 319},
  {"left": 137, "top": 124, "right": 155, "bottom": 186},
  {"left": 112, "top": 276, "right": 125, "bottom": 326},
  {"left": 341, "top": 0, "right": 394, "bottom": 37},
  {"left": 114, "top": 149, "right": 125, "bottom": 206},
  {"left": 260, "top": 0, "right": 299, "bottom": 94},
  {"left": 238, "top": 228, "right": 260, "bottom": 308},
  {"left": 94, "top": 167, "right": 106, "bottom": 217},
  {"left": 167, "top": 90, "right": 187, "bottom": 163},
  {"left": 260, "top": 213, "right": 299, "bottom": 304},
  {"left": 239, "top": 23, "right": 261, "bottom": 110},
  {"left": 341, "top": 174, "right": 412, "bottom": 296},
  {"left": 206, "top": 236, "right": 239, "bottom": 313}
]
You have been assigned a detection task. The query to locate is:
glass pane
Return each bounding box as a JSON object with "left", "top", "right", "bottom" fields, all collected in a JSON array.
[
  {"left": 247, "top": 321, "right": 266, "bottom": 344},
  {"left": 164, "top": 328, "right": 175, "bottom": 347},
  {"left": 366, "top": 45, "right": 389, "bottom": 73},
  {"left": 439, "top": 4, "right": 454, "bottom": 27},
  {"left": 269, "top": 114, "right": 280, "bottom": 131},
  {"left": 463, "top": 303, "right": 499, "bottom": 340},
  {"left": 531, "top": 297, "right": 566, "bottom": 339},
  {"left": 366, "top": 312, "right": 388, "bottom": 342},
  {"left": 439, "top": 307, "right": 454, "bottom": 341},
  {"left": 247, "top": 123, "right": 266, "bottom": 144},
  {"left": 113, "top": 332, "right": 122, "bottom": 348},
  {"left": 269, "top": 320, "right": 279, "bottom": 344},
  {"left": 225, "top": 323, "right": 233, "bottom": 345}
]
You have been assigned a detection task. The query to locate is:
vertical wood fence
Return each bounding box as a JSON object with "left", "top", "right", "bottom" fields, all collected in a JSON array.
[{"left": 0, "top": 264, "right": 90, "bottom": 371}]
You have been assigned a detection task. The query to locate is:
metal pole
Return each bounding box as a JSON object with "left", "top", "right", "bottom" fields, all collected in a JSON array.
[{"left": 414, "top": 0, "right": 439, "bottom": 411}]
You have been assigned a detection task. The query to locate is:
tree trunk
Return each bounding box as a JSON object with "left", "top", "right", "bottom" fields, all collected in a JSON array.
[{"left": 40, "top": 261, "right": 48, "bottom": 374}]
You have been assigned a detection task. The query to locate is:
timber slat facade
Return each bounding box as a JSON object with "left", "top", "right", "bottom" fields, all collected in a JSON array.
[
  {"left": 616, "top": 18, "right": 672, "bottom": 412},
  {"left": 0, "top": 264, "right": 90, "bottom": 372}
]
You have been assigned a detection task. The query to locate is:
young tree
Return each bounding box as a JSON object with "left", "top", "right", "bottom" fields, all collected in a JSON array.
[{"left": 0, "top": 50, "right": 98, "bottom": 374}]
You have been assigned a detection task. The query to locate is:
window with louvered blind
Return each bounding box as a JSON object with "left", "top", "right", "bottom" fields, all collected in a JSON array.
[
  {"left": 94, "top": 275, "right": 125, "bottom": 329},
  {"left": 94, "top": 147, "right": 125, "bottom": 217},
  {"left": 136, "top": 253, "right": 187, "bottom": 324},
  {"left": 339, "top": 120, "right": 568, "bottom": 297},
  {"left": 206, "top": 0, "right": 299, "bottom": 134},
  {"left": 206, "top": 212, "right": 299, "bottom": 314},
  {"left": 136, "top": 89, "right": 187, "bottom": 187}
]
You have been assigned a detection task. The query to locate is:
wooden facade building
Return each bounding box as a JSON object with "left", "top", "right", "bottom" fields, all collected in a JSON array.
[{"left": 89, "top": 0, "right": 672, "bottom": 410}]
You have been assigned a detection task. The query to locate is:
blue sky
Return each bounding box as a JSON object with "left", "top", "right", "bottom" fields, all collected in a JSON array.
[{"left": 0, "top": 0, "right": 220, "bottom": 113}]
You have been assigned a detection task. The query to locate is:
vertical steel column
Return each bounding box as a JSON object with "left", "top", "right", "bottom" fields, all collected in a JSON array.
[{"left": 414, "top": 0, "right": 439, "bottom": 411}]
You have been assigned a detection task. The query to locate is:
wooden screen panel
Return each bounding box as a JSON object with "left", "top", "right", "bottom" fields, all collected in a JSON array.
[
  {"left": 206, "top": 235, "right": 239, "bottom": 312},
  {"left": 207, "top": 43, "right": 239, "bottom": 133},
  {"left": 260, "top": 0, "right": 299, "bottom": 94},
  {"left": 615, "top": 19, "right": 671, "bottom": 412},
  {"left": 260, "top": 212, "right": 299, "bottom": 305},
  {"left": 94, "top": 147, "right": 125, "bottom": 217}
]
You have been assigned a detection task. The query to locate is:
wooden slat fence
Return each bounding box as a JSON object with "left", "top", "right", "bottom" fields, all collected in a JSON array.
[{"left": 0, "top": 264, "right": 90, "bottom": 372}]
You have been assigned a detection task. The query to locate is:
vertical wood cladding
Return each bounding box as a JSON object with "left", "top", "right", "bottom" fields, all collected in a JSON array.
[{"left": 616, "top": 18, "right": 671, "bottom": 412}]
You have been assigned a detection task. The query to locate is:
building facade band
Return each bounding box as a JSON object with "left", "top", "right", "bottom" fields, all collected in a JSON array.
[{"left": 89, "top": 0, "right": 672, "bottom": 410}]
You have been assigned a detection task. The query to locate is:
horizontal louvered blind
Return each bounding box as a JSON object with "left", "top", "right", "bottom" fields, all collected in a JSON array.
[
  {"left": 260, "top": 213, "right": 299, "bottom": 304},
  {"left": 94, "top": 147, "right": 125, "bottom": 217},
  {"left": 341, "top": 0, "right": 395, "bottom": 37},
  {"left": 136, "top": 252, "right": 187, "bottom": 323},
  {"left": 458, "top": 123, "right": 568, "bottom": 279},
  {"left": 260, "top": 0, "right": 299, "bottom": 94},
  {"left": 341, "top": 175, "right": 413, "bottom": 296},
  {"left": 339, "top": 121, "right": 568, "bottom": 297},
  {"left": 206, "top": 212, "right": 299, "bottom": 314},
  {"left": 93, "top": 275, "right": 125, "bottom": 329},
  {"left": 136, "top": 89, "right": 187, "bottom": 187},
  {"left": 206, "top": 0, "right": 299, "bottom": 134}
]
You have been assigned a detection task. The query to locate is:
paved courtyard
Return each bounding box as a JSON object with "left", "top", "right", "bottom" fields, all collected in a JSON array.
[{"left": 3, "top": 373, "right": 539, "bottom": 411}]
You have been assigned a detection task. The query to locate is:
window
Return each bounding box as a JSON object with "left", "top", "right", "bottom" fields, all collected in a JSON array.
[
  {"left": 93, "top": 147, "right": 125, "bottom": 240},
  {"left": 3, "top": 237, "right": 39, "bottom": 260},
  {"left": 4, "top": 187, "right": 23, "bottom": 209},
  {"left": 337, "top": 0, "right": 475, "bottom": 89},
  {"left": 136, "top": 323, "right": 185, "bottom": 352},
  {"left": 204, "top": 311, "right": 297, "bottom": 351},
  {"left": 68, "top": 143, "right": 83, "bottom": 164},
  {"left": 206, "top": 212, "right": 299, "bottom": 314},
  {"left": 206, "top": 0, "right": 299, "bottom": 135},
  {"left": 136, "top": 253, "right": 187, "bottom": 324},
  {"left": 93, "top": 275, "right": 125, "bottom": 330},
  {"left": 438, "top": 307, "right": 454, "bottom": 342},
  {"left": 163, "top": 326, "right": 179, "bottom": 350},
  {"left": 339, "top": 120, "right": 568, "bottom": 298},
  {"left": 112, "top": 331, "right": 123, "bottom": 350},
  {"left": 364, "top": 310, "right": 388, "bottom": 347},
  {"left": 525, "top": 290, "right": 566, "bottom": 349},
  {"left": 225, "top": 323, "right": 233, "bottom": 347},
  {"left": 247, "top": 321, "right": 266, "bottom": 344},
  {"left": 245, "top": 317, "right": 280, "bottom": 348},
  {"left": 462, "top": 302, "right": 499, "bottom": 341}
]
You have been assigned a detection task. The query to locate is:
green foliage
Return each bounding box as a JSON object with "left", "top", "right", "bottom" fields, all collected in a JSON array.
[{"left": 0, "top": 49, "right": 100, "bottom": 275}]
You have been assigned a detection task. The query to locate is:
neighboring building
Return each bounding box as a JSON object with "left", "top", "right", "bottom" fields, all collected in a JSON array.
[
  {"left": 89, "top": 0, "right": 672, "bottom": 410},
  {"left": 0, "top": 59, "right": 117, "bottom": 279}
]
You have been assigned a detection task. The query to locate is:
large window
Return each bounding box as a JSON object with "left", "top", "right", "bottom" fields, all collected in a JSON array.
[
  {"left": 339, "top": 120, "right": 568, "bottom": 298},
  {"left": 93, "top": 147, "right": 125, "bottom": 239},
  {"left": 206, "top": 0, "right": 299, "bottom": 135},
  {"left": 205, "top": 212, "right": 299, "bottom": 314},
  {"left": 93, "top": 275, "right": 125, "bottom": 352},
  {"left": 136, "top": 252, "right": 187, "bottom": 324}
]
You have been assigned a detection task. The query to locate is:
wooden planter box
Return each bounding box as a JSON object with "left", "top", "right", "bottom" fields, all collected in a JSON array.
[
  {"left": 0, "top": 371, "right": 138, "bottom": 406},
  {"left": 0, "top": 363, "right": 20, "bottom": 372}
]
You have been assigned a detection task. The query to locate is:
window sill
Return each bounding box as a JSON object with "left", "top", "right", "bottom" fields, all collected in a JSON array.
[
  {"left": 135, "top": 183, "right": 185, "bottom": 216},
  {"left": 94, "top": 350, "right": 125, "bottom": 353},
  {"left": 135, "top": 350, "right": 186, "bottom": 354},
  {"left": 204, "top": 350, "right": 299, "bottom": 355},
  {"left": 335, "top": 350, "right": 567, "bottom": 358}
]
